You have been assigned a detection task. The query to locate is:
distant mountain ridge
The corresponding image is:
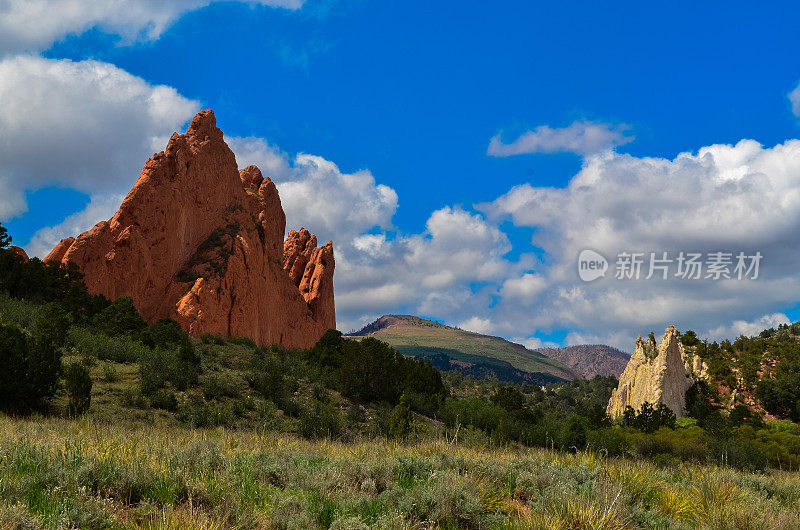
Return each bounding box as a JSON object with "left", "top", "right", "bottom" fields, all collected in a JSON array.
[
  {"left": 536, "top": 344, "right": 630, "bottom": 379},
  {"left": 348, "top": 315, "right": 577, "bottom": 384}
]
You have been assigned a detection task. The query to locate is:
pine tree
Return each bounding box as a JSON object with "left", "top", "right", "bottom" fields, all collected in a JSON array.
[
  {"left": 0, "top": 222, "right": 11, "bottom": 249},
  {"left": 389, "top": 395, "right": 413, "bottom": 440}
]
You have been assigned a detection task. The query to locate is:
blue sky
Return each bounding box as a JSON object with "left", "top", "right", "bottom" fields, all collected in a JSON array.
[{"left": 3, "top": 0, "right": 800, "bottom": 350}]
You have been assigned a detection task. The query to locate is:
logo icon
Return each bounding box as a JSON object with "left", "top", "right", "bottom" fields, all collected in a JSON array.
[{"left": 578, "top": 249, "right": 608, "bottom": 282}]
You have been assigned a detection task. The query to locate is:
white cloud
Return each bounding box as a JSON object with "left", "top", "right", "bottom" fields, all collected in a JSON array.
[
  {"left": 512, "top": 336, "right": 558, "bottom": 350},
  {"left": 279, "top": 155, "right": 398, "bottom": 244},
  {"left": 515, "top": 336, "right": 543, "bottom": 349},
  {"left": 331, "top": 206, "right": 517, "bottom": 332},
  {"left": 0, "top": 175, "right": 26, "bottom": 221},
  {"left": 0, "top": 55, "right": 199, "bottom": 220},
  {"left": 229, "top": 138, "right": 399, "bottom": 244},
  {"left": 565, "top": 330, "right": 637, "bottom": 352},
  {"left": 0, "top": 0, "right": 304, "bottom": 55},
  {"left": 352, "top": 234, "right": 390, "bottom": 259},
  {"left": 26, "top": 194, "right": 126, "bottom": 257},
  {"left": 707, "top": 313, "right": 791, "bottom": 342},
  {"left": 336, "top": 283, "right": 412, "bottom": 312},
  {"left": 791, "top": 81, "right": 800, "bottom": 118},
  {"left": 500, "top": 273, "right": 547, "bottom": 304},
  {"left": 477, "top": 138, "right": 800, "bottom": 350},
  {"left": 458, "top": 317, "right": 493, "bottom": 334},
  {"left": 230, "top": 134, "right": 523, "bottom": 333},
  {"left": 488, "top": 120, "right": 633, "bottom": 157}
]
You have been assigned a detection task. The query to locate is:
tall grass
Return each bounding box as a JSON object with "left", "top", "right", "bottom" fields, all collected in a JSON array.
[{"left": 0, "top": 416, "right": 799, "bottom": 528}]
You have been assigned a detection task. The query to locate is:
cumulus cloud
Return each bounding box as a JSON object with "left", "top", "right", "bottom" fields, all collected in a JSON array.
[
  {"left": 500, "top": 273, "right": 547, "bottom": 305},
  {"left": 488, "top": 120, "right": 633, "bottom": 157},
  {"left": 0, "top": 175, "right": 26, "bottom": 221},
  {"left": 0, "top": 0, "right": 304, "bottom": 55},
  {"left": 477, "top": 138, "right": 800, "bottom": 351},
  {"left": 458, "top": 317, "right": 493, "bottom": 334},
  {"left": 0, "top": 55, "right": 199, "bottom": 221},
  {"left": 707, "top": 313, "right": 791, "bottom": 342},
  {"left": 229, "top": 135, "right": 523, "bottom": 333},
  {"left": 215, "top": 130, "right": 800, "bottom": 347},
  {"left": 26, "top": 194, "right": 126, "bottom": 258},
  {"left": 791, "top": 81, "right": 800, "bottom": 118},
  {"left": 331, "top": 206, "right": 517, "bottom": 332},
  {"left": 565, "top": 329, "right": 639, "bottom": 352},
  {"left": 229, "top": 137, "right": 398, "bottom": 244}
]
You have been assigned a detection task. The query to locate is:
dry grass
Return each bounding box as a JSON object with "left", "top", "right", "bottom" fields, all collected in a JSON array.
[{"left": 0, "top": 415, "right": 799, "bottom": 528}]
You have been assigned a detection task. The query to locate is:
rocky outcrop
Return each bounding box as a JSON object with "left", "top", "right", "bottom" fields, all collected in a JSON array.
[
  {"left": 8, "top": 246, "right": 29, "bottom": 261},
  {"left": 45, "top": 109, "right": 335, "bottom": 349},
  {"left": 607, "top": 326, "right": 704, "bottom": 418},
  {"left": 44, "top": 238, "right": 74, "bottom": 264}
]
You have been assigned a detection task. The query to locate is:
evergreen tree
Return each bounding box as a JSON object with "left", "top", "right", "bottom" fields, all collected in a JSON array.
[
  {"left": 0, "top": 222, "right": 11, "bottom": 249},
  {"left": 561, "top": 413, "right": 587, "bottom": 451},
  {"left": 389, "top": 395, "right": 413, "bottom": 440},
  {"left": 64, "top": 362, "right": 92, "bottom": 416}
]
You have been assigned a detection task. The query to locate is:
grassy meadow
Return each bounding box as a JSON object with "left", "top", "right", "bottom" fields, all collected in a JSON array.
[{"left": 2, "top": 415, "right": 800, "bottom": 529}]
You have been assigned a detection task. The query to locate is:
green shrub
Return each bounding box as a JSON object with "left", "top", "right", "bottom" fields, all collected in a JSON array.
[
  {"left": 101, "top": 362, "right": 118, "bottom": 383},
  {"left": 587, "top": 426, "right": 630, "bottom": 457},
  {"left": 0, "top": 292, "right": 44, "bottom": 329},
  {"left": 142, "top": 319, "right": 186, "bottom": 349},
  {"left": 389, "top": 396, "right": 413, "bottom": 440},
  {"left": 201, "top": 333, "right": 225, "bottom": 345},
  {"left": 149, "top": 389, "right": 178, "bottom": 411},
  {"left": 0, "top": 320, "right": 63, "bottom": 412},
  {"left": 68, "top": 327, "right": 146, "bottom": 363},
  {"left": 140, "top": 344, "right": 199, "bottom": 395},
  {"left": 202, "top": 374, "right": 240, "bottom": 400},
  {"left": 248, "top": 357, "right": 300, "bottom": 416},
  {"left": 490, "top": 386, "right": 524, "bottom": 412},
  {"left": 338, "top": 338, "right": 403, "bottom": 403},
  {"left": 228, "top": 336, "right": 256, "bottom": 348},
  {"left": 178, "top": 341, "right": 201, "bottom": 373},
  {"left": 0, "top": 324, "right": 32, "bottom": 409},
  {"left": 91, "top": 297, "right": 147, "bottom": 337},
  {"left": 561, "top": 414, "right": 587, "bottom": 451},
  {"left": 622, "top": 402, "right": 676, "bottom": 433},
  {"left": 64, "top": 362, "right": 92, "bottom": 416},
  {"left": 122, "top": 389, "right": 148, "bottom": 408},
  {"left": 140, "top": 348, "right": 170, "bottom": 395},
  {"left": 177, "top": 395, "right": 234, "bottom": 428},
  {"left": 299, "top": 401, "right": 342, "bottom": 439}
]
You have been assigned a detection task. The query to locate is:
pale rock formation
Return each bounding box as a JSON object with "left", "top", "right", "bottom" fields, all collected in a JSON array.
[{"left": 607, "top": 325, "right": 705, "bottom": 418}]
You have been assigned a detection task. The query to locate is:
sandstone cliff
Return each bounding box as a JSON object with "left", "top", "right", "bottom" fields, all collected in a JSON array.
[
  {"left": 44, "top": 109, "right": 335, "bottom": 349},
  {"left": 607, "top": 326, "right": 706, "bottom": 418}
]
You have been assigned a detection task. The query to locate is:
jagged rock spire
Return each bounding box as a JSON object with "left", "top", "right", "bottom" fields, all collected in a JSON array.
[
  {"left": 607, "top": 325, "right": 697, "bottom": 418},
  {"left": 45, "top": 109, "right": 335, "bottom": 348}
]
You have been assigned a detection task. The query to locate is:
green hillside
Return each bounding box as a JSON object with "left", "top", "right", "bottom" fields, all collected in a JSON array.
[{"left": 348, "top": 315, "right": 576, "bottom": 382}]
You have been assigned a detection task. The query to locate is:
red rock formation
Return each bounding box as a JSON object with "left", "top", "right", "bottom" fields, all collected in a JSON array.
[
  {"left": 8, "top": 246, "right": 29, "bottom": 261},
  {"left": 45, "top": 109, "right": 335, "bottom": 349},
  {"left": 44, "top": 238, "right": 74, "bottom": 263}
]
